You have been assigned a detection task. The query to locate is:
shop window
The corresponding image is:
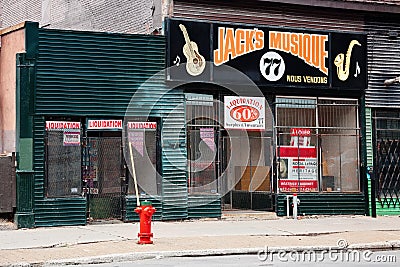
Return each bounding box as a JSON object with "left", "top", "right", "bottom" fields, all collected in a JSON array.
[
  {"left": 276, "top": 97, "right": 360, "bottom": 193},
  {"left": 186, "top": 93, "right": 218, "bottom": 194},
  {"left": 45, "top": 124, "right": 82, "bottom": 197},
  {"left": 126, "top": 124, "right": 160, "bottom": 196}
]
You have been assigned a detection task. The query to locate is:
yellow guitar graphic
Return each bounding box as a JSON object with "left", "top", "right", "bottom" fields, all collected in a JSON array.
[
  {"left": 179, "top": 24, "right": 206, "bottom": 76},
  {"left": 334, "top": 40, "right": 361, "bottom": 81}
]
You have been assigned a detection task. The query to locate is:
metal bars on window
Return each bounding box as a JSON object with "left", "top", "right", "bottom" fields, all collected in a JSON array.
[
  {"left": 275, "top": 97, "right": 360, "bottom": 193},
  {"left": 186, "top": 94, "right": 219, "bottom": 194},
  {"left": 373, "top": 110, "right": 400, "bottom": 208},
  {"left": 45, "top": 131, "right": 82, "bottom": 197}
]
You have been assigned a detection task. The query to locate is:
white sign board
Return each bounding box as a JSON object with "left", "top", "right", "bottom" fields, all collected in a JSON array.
[
  {"left": 224, "top": 96, "right": 265, "bottom": 130},
  {"left": 46, "top": 121, "right": 80, "bottom": 131},
  {"left": 87, "top": 119, "right": 122, "bottom": 130},
  {"left": 127, "top": 122, "right": 157, "bottom": 129},
  {"left": 63, "top": 131, "right": 81, "bottom": 146}
]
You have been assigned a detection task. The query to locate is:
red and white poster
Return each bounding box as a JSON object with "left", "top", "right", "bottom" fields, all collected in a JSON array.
[
  {"left": 224, "top": 96, "right": 265, "bottom": 130},
  {"left": 45, "top": 121, "right": 81, "bottom": 146},
  {"left": 127, "top": 122, "right": 157, "bottom": 156},
  {"left": 200, "top": 128, "right": 215, "bottom": 152},
  {"left": 63, "top": 131, "right": 81, "bottom": 146},
  {"left": 278, "top": 145, "right": 318, "bottom": 192},
  {"left": 290, "top": 128, "right": 311, "bottom": 146}
]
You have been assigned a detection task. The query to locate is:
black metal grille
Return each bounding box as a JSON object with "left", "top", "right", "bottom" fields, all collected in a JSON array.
[
  {"left": 83, "top": 137, "right": 124, "bottom": 220},
  {"left": 376, "top": 139, "right": 400, "bottom": 208},
  {"left": 375, "top": 110, "right": 400, "bottom": 209}
]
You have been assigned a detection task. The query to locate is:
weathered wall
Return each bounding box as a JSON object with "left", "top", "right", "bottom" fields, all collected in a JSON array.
[
  {"left": 0, "top": 154, "right": 16, "bottom": 213},
  {"left": 1, "top": 0, "right": 154, "bottom": 34},
  {"left": 0, "top": 26, "right": 25, "bottom": 154}
]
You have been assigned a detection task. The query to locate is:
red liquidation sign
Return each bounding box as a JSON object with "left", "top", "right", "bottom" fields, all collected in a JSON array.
[
  {"left": 278, "top": 146, "right": 316, "bottom": 158},
  {"left": 128, "top": 122, "right": 157, "bottom": 129}
]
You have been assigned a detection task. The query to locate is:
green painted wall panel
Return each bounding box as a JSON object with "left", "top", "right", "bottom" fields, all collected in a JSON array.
[
  {"left": 188, "top": 195, "right": 221, "bottom": 219},
  {"left": 367, "top": 180, "right": 400, "bottom": 216},
  {"left": 32, "top": 27, "right": 189, "bottom": 225},
  {"left": 34, "top": 199, "right": 87, "bottom": 227},
  {"left": 33, "top": 116, "right": 45, "bottom": 201},
  {"left": 15, "top": 52, "right": 36, "bottom": 228},
  {"left": 277, "top": 194, "right": 366, "bottom": 216},
  {"left": 18, "top": 138, "right": 33, "bottom": 171},
  {"left": 35, "top": 29, "right": 167, "bottom": 117}
]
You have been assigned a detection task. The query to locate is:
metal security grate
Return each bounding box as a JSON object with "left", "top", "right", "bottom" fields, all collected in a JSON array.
[
  {"left": 275, "top": 97, "right": 360, "bottom": 193},
  {"left": 374, "top": 110, "right": 400, "bottom": 209},
  {"left": 83, "top": 137, "right": 124, "bottom": 220},
  {"left": 186, "top": 94, "right": 219, "bottom": 194},
  {"left": 376, "top": 138, "right": 400, "bottom": 208}
]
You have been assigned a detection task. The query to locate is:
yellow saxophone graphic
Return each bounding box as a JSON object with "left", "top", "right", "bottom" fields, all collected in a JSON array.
[{"left": 334, "top": 40, "right": 361, "bottom": 81}]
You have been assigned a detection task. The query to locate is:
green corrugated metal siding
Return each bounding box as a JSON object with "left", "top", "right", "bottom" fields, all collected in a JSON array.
[
  {"left": 124, "top": 196, "right": 162, "bottom": 222},
  {"left": 161, "top": 112, "right": 188, "bottom": 220},
  {"left": 367, "top": 180, "right": 400, "bottom": 215},
  {"left": 35, "top": 29, "right": 166, "bottom": 116},
  {"left": 35, "top": 198, "right": 87, "bottom": 227},
  {"left": 188, "top": 195, "right": 221, "bottom": 219},
  {"left": 33, "top": 116, "right": 87, "bottom": 226},
  {"left": 32, "top": 28, "right": 188, "bottom": 225},
  {"left": 276, "top": 194, "right": 366, "bottom": 216},
  {"left": 33, "top": 116, "right": 45, "bottom": 201}
]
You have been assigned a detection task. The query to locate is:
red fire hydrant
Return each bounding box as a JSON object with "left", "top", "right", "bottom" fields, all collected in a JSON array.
[{"left": 134, "top": 201, "right": 156, "bottom": 244}]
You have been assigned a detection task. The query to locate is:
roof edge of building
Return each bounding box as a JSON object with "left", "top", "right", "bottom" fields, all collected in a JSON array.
[{"left": 0, "top": 21, "right": 29, "bottom": 36}]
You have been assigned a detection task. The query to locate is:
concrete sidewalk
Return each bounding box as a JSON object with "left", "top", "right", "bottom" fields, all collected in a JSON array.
[{"left": 1, "top": 214, "right": 400, "bottom": 266}]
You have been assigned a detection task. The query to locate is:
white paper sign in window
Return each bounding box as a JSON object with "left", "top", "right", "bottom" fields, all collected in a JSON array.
[{"left": 224, "top": 96, "right": 265, "bottom": 130}]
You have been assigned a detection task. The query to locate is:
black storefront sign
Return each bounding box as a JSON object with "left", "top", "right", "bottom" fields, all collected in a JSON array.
[
  {"left": 167, "top": 19, "right": 212, "bottom": 82},
  {"left": 166, "top": 18, "right": 367, "bottom": 90}
]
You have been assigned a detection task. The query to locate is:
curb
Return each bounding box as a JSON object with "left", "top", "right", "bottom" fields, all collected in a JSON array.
[{"left": 12, "top": 240, "right": 395, "bottom": 266}]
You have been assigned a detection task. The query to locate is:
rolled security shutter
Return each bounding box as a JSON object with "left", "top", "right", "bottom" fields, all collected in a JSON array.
[
  {"left": 173, "top": 0, "right": 364, "bottom": 32},
  {"left": 365, "top": 17, "right": 400, "bottom": 107}
]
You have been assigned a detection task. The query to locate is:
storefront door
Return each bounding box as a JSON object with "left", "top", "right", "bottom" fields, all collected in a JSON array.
[
  {"left": 222, "top": 132, "right": 274, "bottom": 211},
  {"left": 83, "top": 132, "right": 125, "bottom": 221},
  {"left": 373, "top": 110, "right": 400, "bottom": 211},
  {"left": 275, "top": 97, "right": 361, "bottom": 194}
]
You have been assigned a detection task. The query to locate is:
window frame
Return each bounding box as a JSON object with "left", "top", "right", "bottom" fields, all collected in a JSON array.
[
  {"left": 44, "top": 121, "right": 83, "bottom": 198},
  {"left": 275, "top": 96, "right": 361, "bottom": 193}
]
